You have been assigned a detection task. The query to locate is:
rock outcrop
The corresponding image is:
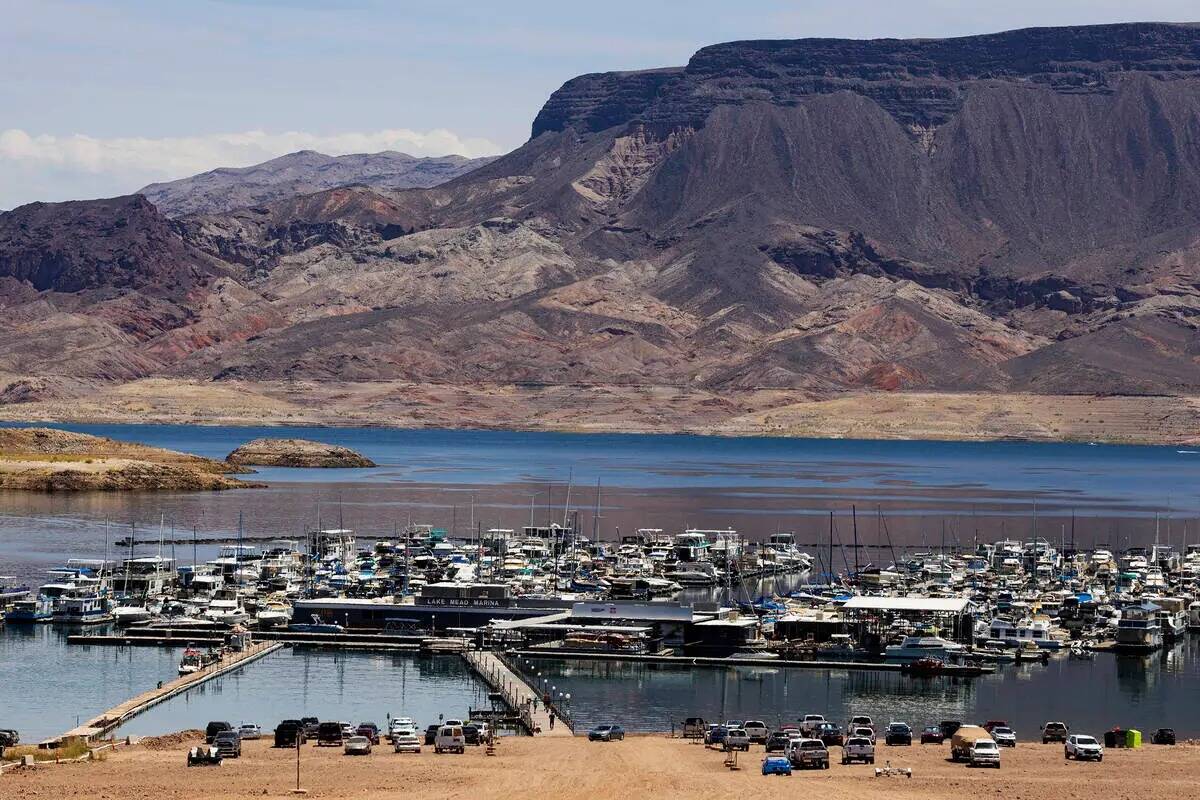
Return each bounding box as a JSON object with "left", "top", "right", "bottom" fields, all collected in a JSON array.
[
  {"left": 226, "top": 438, "right": 376, "bottom": 468},
  {"left": 0, "top": 427, "right": 259, "bottom": 491}
]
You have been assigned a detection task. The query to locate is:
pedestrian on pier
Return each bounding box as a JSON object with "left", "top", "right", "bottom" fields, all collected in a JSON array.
[{"left": 549, "top": 711, "right": 556, "bottom": 730}]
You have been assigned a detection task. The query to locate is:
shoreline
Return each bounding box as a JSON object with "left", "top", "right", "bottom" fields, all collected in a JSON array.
[{"left": 0, "top": 381, "right": 1197, "bottom": 446}]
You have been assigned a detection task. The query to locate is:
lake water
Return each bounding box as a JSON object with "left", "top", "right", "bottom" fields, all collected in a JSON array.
[
  {"left": 525, "top": 637, "right": 1200, "bottom": 736},
  {"left": 3, "top": 423, "right": 1200, "bottom": 741},
  {"left": 3, "top": 423, "right": 1199, "bottom": 587}
]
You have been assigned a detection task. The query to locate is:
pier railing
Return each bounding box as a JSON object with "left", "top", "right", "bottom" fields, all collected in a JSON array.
[{"left": 494, "top": 650, "right": 573, "bottom": 731}]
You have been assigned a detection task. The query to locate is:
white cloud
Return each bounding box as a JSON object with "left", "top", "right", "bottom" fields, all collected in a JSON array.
[{"left": 0, "top": 128, "right": 506, "bottom": 210}]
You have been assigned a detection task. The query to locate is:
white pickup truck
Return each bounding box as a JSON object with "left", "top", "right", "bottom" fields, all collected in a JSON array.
[
  {"left": 841, "top": 736, "right": 875, "bottom": 765},
  {"left": 968, "top": 739, "right": 1001, "bottom": 768}
]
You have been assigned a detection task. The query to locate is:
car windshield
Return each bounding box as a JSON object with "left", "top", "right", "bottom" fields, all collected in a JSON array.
[
  {"left": 974, "top": 741, "right": 997, "bottom": 750},
  {"left": 800, "top": 741, "right": 823, "bottom": 749},
  {"left": 1076, "top": 737, "right": 1097, "bottom": 745},
  {"left": 890, "top": 724, "right": 909, "bottom": 732},
  {"left": 995, "top": 727, "right": 1013, "bottom": 734},
  {"left": 595, "top": 726, "right": 612, "bottom": 732},
  {"left": 924, "top": 727, "right": 939, "bottom": 732},
  {"left": 847, "top": 738, "right": 870, "bottom": 746}
]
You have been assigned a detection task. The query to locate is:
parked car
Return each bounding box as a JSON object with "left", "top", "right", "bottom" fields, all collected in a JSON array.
[
  {"left": 968, "top": 739, "right": 1001, "bottom": 768},
  {"left": 301, "top": 717, "right": 320, "bottom": 738},
  {"left": 950, "top": 725, "right": 992, "bottom": 761},
  {"left": 186, "top": 745, "right": 222, "bottom": 767},
  {"left": 682, "top": 717, "right": 707, "bottom": 739},
  {"left": 743, "top": 720, "right": 769, "bottom": 744},
  {"left": 885, "top": 722, "right": 912, "bottom": 746},
  {"left": 814, "top": 722, "right": 844, "bottom": 747},
  {"left": 1064, "top": 735, "right": 1103, "bottom": 762},
  {"left": 462, "top": 724, "right": 481, "bottom": 745},
  {"left": 849, "top": 715, "right": 874, "bottom": 732},
  {"left": 434, "top": 724, "right": 466, "bottom": 754},
  {"left": 799, "top": 714, "right": 827, "bottom": 735},
  {"left": 723, "top": 719, "right": 744, "bottom": 731},
  {"left": 1152, "top": 728, "right": 1176, "bottom": 745},
  {"left": 991, "top": 726, "right": 1017, "bottom": 747},
  {"left": 1041, "top": 721, "right": 1070, "bottom": 744},
  {"left": 273, "top": 720, "right": 305, "bottom": 747},
  {"left": 939, "top": 720, "right": 963, "bottom": 739},
  {"left": 765, "top": 731, "right": 791, "bottom": 753},
  {"left": 982, "top": 720, "right": 1009, "bottom": 733},
  {"left": 392, "top": 732, "right": 421, "bottom": 753},
  {"left": 920, "top": 725, "right": 945, "bottom": 744},
  {"left": 213, "top": 730, "right": 242, "bottom": 759},
  {"left": 588, "top": 724, "right": 626, "bottom": 742},
  {"left": 761, "top": 755, "right": 792, "bottom": 776},
  {"left": 724, "top": 728, "right": 751, "bottom": 751},
  {"left": 355, "top": 723, "right": 380, "bottom": 744},
  {"left": 343, "top": 735, "right": 372, "bottom": 756},
  {"left": 704, "top": 725, "right": 728, "bottom": 747},
  {"left": 317, "top": 721, "right": 345, "bottom": 746},
  {"left": 0, "top": 729, "right": 19, "bottom": 748},
  {"left": 424, "top": 724, "right": 441, "bottom": 745},
  {"left": 850, "top": 725, "right": 876, "bottom": 743},
  {"left": 237, "top": 723, "right": 261, "bottom": 740},
  {"left": 339, "top": 722, "right": 355, "bottom": 739},
  {"left": 205, "top": 721, "right": 233, "bottom": 745},
  {"left": 788, "top": 738, "right": 830, "bottom": 769},
  {"left": 841, "top": 736, "right": 875, "bottom": 764},
  {"left": 389, "top": 717, "right": 417, "bottom": 738}
]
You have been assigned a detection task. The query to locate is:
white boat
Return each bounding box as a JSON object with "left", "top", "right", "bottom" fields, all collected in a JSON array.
[
  {"left": 883, "top": 635, "right": 967, "bottom": 661},
  {"left": 113, "top": 604, "right": 154, "bottom": 626},
  {"left": 985, "top": 616, "right": 1066, "bottom": 649}
]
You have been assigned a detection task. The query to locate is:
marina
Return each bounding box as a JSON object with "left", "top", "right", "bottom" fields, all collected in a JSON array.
[{"left": 3, "top": 426, "right": 1200, "bottom": 750}]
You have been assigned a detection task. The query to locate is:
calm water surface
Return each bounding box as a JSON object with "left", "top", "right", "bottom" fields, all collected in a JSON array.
[{"left": 527, "top": 637, "right": 1200, "bottom": 736}]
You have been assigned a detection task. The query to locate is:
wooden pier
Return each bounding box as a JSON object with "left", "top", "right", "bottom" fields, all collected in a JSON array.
[
  {"left": 51, "top": 641, "right": 282, "bottom": 746},
  {"left": 462, "top": 650, "right": 572, "bottom": 736}
]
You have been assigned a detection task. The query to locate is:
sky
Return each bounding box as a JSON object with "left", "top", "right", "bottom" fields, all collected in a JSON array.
[{"left": 2, "top": 0, "right": 1199, "bottom": 209}]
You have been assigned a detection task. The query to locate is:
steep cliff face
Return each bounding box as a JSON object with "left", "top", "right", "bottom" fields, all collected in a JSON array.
[{"left": 1, "top": 23, "right": 1198, "bottom": 406}]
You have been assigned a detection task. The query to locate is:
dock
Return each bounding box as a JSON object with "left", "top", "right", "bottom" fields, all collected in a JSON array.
[
  {"left": 511, "top": 648, "right": 994, "bottom": 676},
  {"left": 51, "top": 641, "right": 282, "bottom": 746},
  {"left": 463, "top": 650, "right": 572, "bottom": 736}
]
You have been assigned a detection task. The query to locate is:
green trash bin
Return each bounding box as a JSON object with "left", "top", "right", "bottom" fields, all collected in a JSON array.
[{"left": 1126, "top": 729, "right": 1142, "bottom": 748}]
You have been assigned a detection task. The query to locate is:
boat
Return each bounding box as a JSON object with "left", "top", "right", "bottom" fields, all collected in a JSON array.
[
  {"left": 178, "top": 647, "right": 206, "bottom": 675},
  {"left": 288, "top": 614, "right": 345, "bottom": 634},
  {"left": 51, "top": 593, "right": 113, "bottom": 626},
  {"left": 5, "top": 596, "right": 54, "bottom": 623},
  {"left": 1114, "top": 601, "right": 1163, "bottom": 652},
  {"left": 113, "top": 603, "right": 155, "bottom": 627},
  {"left": 985, "top": 616, "right": 1066, "bottom": 649},
  {"left": 900, "top": 656, "right": 946, "bottom": 676},
  {"left": 883, "top": 635, "right": 967, "bottom": 662}
]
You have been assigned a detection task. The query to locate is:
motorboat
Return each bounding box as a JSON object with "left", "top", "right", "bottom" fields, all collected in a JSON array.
[
  {"left": 883, "top": 635, "right": 967, "bottom": 662},
  {"left": 5, "top": 596, "right": 54, "bottom": 623}
]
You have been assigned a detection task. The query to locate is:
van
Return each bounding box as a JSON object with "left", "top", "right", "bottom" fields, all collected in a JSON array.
[
  {"left": 682, "top": 717, "right": 707, "bottom": 739},
  {"left": 434, "top": 725, "right": 466, "bottom": 754},
  {"left": 950, "top": 725, "right": 993, "bottom": 761}
]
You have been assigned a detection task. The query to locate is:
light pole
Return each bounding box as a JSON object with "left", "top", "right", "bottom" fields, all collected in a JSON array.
[{"left": 292, "top": 735, "right": 305, "bottom": 794}]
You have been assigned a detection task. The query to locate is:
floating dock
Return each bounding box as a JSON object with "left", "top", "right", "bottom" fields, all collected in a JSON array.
[
  {"left": 463, "top": 650, "right": 572, "bottom": 736},
  {"left": 50, "top": 641, "right": 282, "bottom": 746},
  {"left": 512, "top": 648, "right": 994, "bottom": 676}
]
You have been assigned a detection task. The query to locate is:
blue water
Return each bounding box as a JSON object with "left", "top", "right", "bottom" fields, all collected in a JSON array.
[
  {"left": 116, "top": 649, "right": 486, "bottom": 739},
  {"left": 5, "top": 422, "right": 1198, "bottom": 511}
]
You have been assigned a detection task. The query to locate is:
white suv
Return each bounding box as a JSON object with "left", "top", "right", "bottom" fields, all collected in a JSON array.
[
  {"left": 968, "top": 739, "right": 1001, "bottom": 768},
  {"left": 1064, "top": 735, "right": 1103, "bottom": 762}
]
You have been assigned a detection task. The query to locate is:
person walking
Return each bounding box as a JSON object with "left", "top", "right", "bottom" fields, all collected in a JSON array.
[{"left": 549, "top": 711, "right": 556, "bottom": 730}]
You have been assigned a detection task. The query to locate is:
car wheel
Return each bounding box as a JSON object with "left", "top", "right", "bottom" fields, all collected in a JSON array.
[{"left": 1097, "top": 756, "right": 1102, "bottom": 762}]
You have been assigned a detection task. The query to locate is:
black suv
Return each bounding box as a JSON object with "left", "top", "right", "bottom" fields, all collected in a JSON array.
[
  {"left": 885, "top": 722, "right": 912, "bottom": 746},
  {"left": 205, "top": 721, "right": 233, "bottom": 744},
  {"left": 765, "top": 731, "right": 790, "bottom": 753},
  {"left": 0, "top": 729, "right": 19, "bottom": 748},
  {"left": 274, "top": 720, "right": 305, "bottom": 747},
  {"left": 424, "top": 724, "right": 440, "bottom": 745},
  {"left": 301, "top": 717, "right": 320, "bottom": 738},
  {"left": 317, "top": 721, "right": 345, "bottom": 746}
]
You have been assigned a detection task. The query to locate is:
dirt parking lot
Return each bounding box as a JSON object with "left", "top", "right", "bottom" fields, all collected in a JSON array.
[{"left": 1, "top": 733, "right": 1195, "bottom": 800}]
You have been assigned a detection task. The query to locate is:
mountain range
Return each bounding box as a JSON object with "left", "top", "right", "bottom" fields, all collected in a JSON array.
[
  {"left": 1, "top": 22, "right": 1199, "bottom": 441},
  {"left": 138, "top": 150, "right": 497, "bottom": 216}
]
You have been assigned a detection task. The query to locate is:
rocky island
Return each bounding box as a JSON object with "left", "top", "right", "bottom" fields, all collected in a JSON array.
[
  {"left": 226, "top": 438, "right": 376, "bottom": 468},
  {"left": 0, "top": 427, "right": 260, "bottom": 491}
]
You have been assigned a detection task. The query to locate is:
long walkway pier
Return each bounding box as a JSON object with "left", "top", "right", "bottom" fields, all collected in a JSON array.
[
  {"left": 52, "top": 641, "right": 282, "bottom": 746},
  {"left": 462, "top": 650, "right": 572, "bottom": 736}
]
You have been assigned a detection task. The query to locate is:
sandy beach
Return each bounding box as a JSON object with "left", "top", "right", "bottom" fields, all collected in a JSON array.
[{"left": 2, "top": 734, "right": 1194, "bottom": 800}]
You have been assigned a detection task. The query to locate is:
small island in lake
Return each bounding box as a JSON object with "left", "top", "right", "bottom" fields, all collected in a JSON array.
[
  {"left": 226, "top": 438, "right": 377, "bottom": 468},
  {"left": 0, "top": 427, "right": 260, "bottom": 491}
]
